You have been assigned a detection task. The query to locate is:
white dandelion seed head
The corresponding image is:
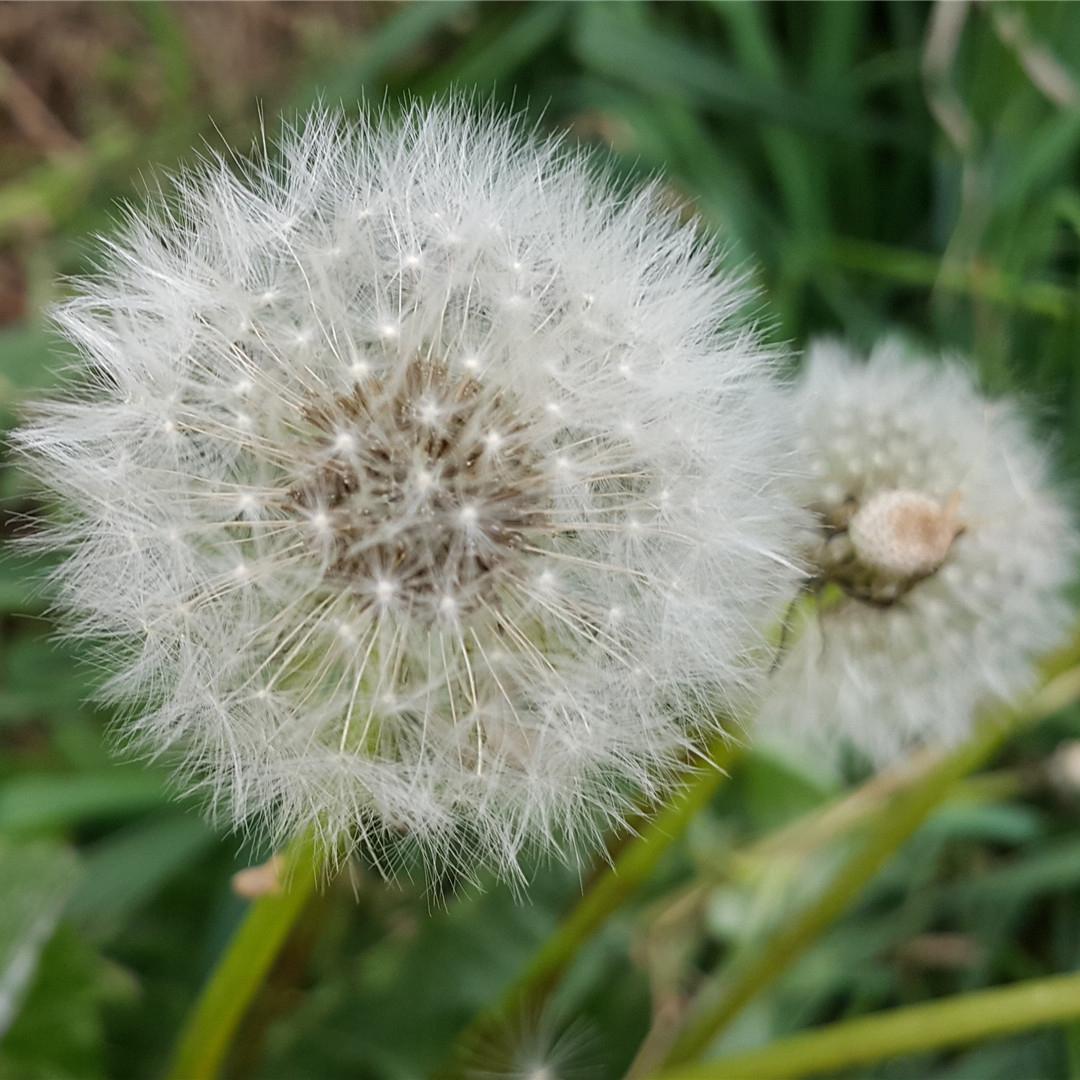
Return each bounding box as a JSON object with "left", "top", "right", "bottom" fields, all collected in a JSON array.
[
  {"left": 762, "top": 337, "right": 1078, "bottom": 762},
  {"left": 463, "top": 1011, "right": 599, "bottom": 1080},
  {"left": 15, "top": 101, "right": 801, "bottom": 882}
]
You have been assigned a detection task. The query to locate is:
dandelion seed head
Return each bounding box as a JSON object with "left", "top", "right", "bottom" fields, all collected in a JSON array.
[
  {"left": 762, "top": 338, "right": 1077, "bottom": 762},
  {"left": 15, "top": 101, "right": 800, "bottom": 881},
  {"left": 463, "top": 1011, "right": 599, "bottom": 1080}
]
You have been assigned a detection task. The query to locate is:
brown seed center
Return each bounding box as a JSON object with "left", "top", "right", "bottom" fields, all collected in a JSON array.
[{"left": 285, "top": 356, "right": 551, "bottom": 615}]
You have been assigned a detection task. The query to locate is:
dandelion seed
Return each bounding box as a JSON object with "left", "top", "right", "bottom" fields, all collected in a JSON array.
[{"left": 15, "top": 101, "right": 799, "bottom": 881}]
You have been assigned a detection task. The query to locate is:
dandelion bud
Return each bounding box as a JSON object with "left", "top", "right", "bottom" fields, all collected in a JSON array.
[
  {"left": 762, "top": 338, "right": 1076, "bottom": 762},
  {"left": 16, "top": 102, "right": 800, "bottom": 880}
]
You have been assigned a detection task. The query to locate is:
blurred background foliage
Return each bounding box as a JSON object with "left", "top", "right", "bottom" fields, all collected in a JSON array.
[{"left": 1, "top": 2, "right": 1080, "bottom": 1078}]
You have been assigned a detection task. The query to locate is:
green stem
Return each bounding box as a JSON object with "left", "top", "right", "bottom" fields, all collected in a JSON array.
[
  {"left": 661, "top": 658, "right": 1080, "bottom": 1068},
  {"left": 654, "top": 969, "right": 1080, "bottom": 1080},
  {"left": 165, "top": 831, "right": 323, "bottom": 1080},
  {"left": 451, "top": 740, "right": 741, "bottom": 1059},
  {"left": 459, "top": 611, "right": 803, "bottom": 1040}
]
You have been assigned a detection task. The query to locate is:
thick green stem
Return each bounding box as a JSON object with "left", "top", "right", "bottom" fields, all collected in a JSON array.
[
  {"left": 451, "top": 740, "right": 741, "bottom": 1060},
  {"left": 661, "top": 658, "right": 1080, "bottom": 1068},
  {"left": 654, "top": 970, "right": 1080, "bottom": 1080},
  {"left": 165, "top": 831, "right": 323, "bottom": 1080}
]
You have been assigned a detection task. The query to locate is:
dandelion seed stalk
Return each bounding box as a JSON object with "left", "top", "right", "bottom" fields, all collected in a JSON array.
[
  {"left": 165, "top": 830, "right": 322, "bottom": 1080},
  {"left": 655, "top": 968, "right": 1080, "bottom": 1080},
  {"left": 449, "top": 737, "right": 742, "bottom": 1068},
  {"left": 660, "top": 645, "right": 1080, "bottom": 1068}
]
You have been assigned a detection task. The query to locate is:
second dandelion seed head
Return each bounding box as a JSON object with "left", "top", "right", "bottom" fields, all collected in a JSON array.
[{"left": 762, "top": 337, "right": 1076, "bottom": 762}]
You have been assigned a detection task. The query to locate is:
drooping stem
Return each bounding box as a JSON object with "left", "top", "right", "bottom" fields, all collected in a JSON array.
[
  {"left": 165, "top": 830, "right": 324, "bottom": 1080},
  {"left": 653, "top": 969, "right": 1080, "bottom": 1080},
  {"left": 659, "top": 656, "right": 1080, "bottom": 1068}
]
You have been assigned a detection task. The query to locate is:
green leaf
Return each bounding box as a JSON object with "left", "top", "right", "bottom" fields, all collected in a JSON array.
[
  {"left": 0, "top": 324, "right": 65, "bottom": 430},
  {"left": 67, "top": 813, "right": 217, "bottom": 941},
  {"left": 0, "top": 636, "right": 98, "bottom": 728},
  {"left": 736, "top": 747, "right": 836, "bottom": 834},
  {"left": 923, "top": 802, "right": 1046, "bottom": 846},
  {"left": 942, "top": 836, "right": 1080, "bottom": 910},
  {"left": 289, "top": 1, "right": 473, "bottom": 110},
  {"left": 0, "top": 923, "right": 126, "bottom": 1080},
  {"left": 570, "top": 3, "right": 912, "bottom": 146},
  {"left": 412, "top": 1, "right": 567, "bottom": 94},
  {"left": 0, "top": 838, "right": 79, "bottom": 1038},
  {"left": 996, "top": 111, "right": 1080, "bottom": 210},
  {"left": 0, "top": 771, "right": 171, "bottom": 834},
  {"left": 0, "top": 548, "right": 53, "bottom": 616}
]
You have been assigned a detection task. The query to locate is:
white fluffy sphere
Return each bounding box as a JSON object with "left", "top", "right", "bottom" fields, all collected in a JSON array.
[
  {"left": 762, "top": 338, "right": 1077, "bottom": 763},
  {"left": 17, "top": 103, "right": 800, "bottom": 880}
]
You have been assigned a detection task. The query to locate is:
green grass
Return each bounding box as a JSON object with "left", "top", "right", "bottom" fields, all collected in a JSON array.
[{"left": 2, "top": 3, "right": 1080, "bottom": 1078}]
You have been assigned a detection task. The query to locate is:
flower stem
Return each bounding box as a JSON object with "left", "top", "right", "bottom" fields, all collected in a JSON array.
[
  {"left": 660, "top": 656, "right": 1080, "bottom": 1068},
  {"left": 653, "top": 969, "right": 1080, "bottom": 1080},
  {"left": 451, "top": 739, "right": 742, "bottom": 1060},
  {"left": 165, "top": 830, "right": 323, "bottom": 1080}
]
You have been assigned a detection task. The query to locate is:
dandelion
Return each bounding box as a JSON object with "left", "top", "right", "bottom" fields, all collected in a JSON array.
[
  {"left": 15, "top": 102, "right": 799, "bottom": 881},
  {"left": 463, "top": 1011, "right": 599, "bottom": 1080},
  {"left": 761, "top": 338, "right": 1076, "bottom": 762}
]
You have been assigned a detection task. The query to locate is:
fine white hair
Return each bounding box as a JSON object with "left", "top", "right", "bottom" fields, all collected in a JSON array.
[
  {"left": 761, "top": 337, "right": 1076, "bottom": 763},
  {"left": 16, "top": 101, "right": 800, "bottom": 882}
]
